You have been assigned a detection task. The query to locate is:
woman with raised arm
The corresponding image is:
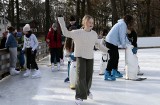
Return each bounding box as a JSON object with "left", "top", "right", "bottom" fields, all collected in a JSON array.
[{"left": 58, "top": 15, "right": 109, "bottom": 105}]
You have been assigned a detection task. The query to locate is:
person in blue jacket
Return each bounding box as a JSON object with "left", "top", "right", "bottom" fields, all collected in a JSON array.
[
  {"left": 5, "top": 26, "right": 20, "bottom": 75},
  {"left": 105, "top": 15, "right": 134, "bottom": 81}
]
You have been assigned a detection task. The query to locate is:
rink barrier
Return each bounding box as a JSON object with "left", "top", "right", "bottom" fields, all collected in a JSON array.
[
  {"left": 0, "top": 42, "right": 49, "bottom": 79},
  {"left": 36, "top": 42, "right": 49, "bottom": 61},
  {"left": 118, "top": 37, "right": 160, "bottom": 49},
  {"left": 137, "top": 37, "right": 160, "bottom": 48},
  {"left": 0, "top": 49, "right": 10, "bottom": 79}
]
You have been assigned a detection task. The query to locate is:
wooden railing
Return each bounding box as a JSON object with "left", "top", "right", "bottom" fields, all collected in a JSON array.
[
  {"left": 0, "top": 49, "right": 10, "bottom": 79},
  {"left": 0, "top": 42, "right": 49, "bottom": 79}
]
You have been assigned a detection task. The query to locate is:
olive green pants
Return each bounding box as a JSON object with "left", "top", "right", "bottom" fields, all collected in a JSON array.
[{"left": 75, "top": 57, "right": 93, "bottom": 99}]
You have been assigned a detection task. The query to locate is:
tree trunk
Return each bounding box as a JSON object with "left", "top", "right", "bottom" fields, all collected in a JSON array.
[
  {"left": 86, "top": 0, "right": 91, "bottom": 15},
  {"left": 76, "top": 0, "right": 80, "bottom": 24},
  {"left": 45, "top": 0, "right": 50, "bottom": 36},
  {"left": 145, "top": 0, "right": 151, "bottom": 36},
  {"left": 110, "top": 0, "right": 118, "bottom": 26},
  {"left": 11, "top": 0, "right": 14, "bottom": 26},
  {"left": 121, "top": 0, "right": 126, "bottom": 16},
  {"left": 16, "top": 0, "right": 20, "bottom": 30},
  {"left": 81, "top": 0, "right": 85, "bottom": 18}
]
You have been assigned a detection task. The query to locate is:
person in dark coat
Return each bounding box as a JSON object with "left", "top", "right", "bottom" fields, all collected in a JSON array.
[
  {"left": 0, "top": 31, "right": 8, "bottom": 49},
  {"left": 46, "top": 22, "right": 62, "bottom": 71}
]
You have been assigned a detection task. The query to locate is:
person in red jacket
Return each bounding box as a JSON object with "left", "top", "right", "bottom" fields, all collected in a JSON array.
[{"left": 46, "top": 22, "right": 62, "bottom": 71}]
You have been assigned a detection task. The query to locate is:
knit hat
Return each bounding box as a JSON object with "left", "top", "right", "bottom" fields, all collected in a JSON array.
[
  {"left": 23, "top": 24, "right": 31, "bottom": 32},
  {"left": 69, "top": 16, "right": 76, "bottom": 21}
]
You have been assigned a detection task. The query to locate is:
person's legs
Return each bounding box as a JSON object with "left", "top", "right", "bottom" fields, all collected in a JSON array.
[
  {"left": 75, "top": 57, "right": 87, "bottom": 100},
  {"left": 111, "top": 48, "right": 123, "bottom": 78},
  {"left": 30, "top": 50, "right": 41, "bottom": 78},
  {"left": 60, "top": 45, "right": 63, "bottom": 59},
  {"left": 55, "top": 48, "right": 60, "bottom": 70},
  {"left": 50, "top": 48, "right": 55, "bottom": 64},
  {"left": 23, "top": 48, "right": 32, "bottom": 77},
  {"left": 9, "top": 48, "right": 17, "bottom": 68},
  {"left": 26, "top": 48, "right": 32, "bottom": 69},
  {"left": 30, "top": 50, "right": 38, "bottom": 70},
  {"left": 86, "top": 59, "right": 93, "bottom": 99},
  {"left": 9, "top": 47, "right": 20, "bottom": 75},
  {"left": 64, "top": 60, "right": 71, "bottom": 82},
  {"left": 50, "top": 48, "right": 56, "bottom": 71},
  {"left": 105, "top": 42, "right": 117, "bottom": 80}
]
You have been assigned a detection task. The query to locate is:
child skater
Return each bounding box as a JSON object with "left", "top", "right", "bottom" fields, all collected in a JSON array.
[
  {"left": 64, "top": 15, "right": 80, "bottom": 82},
  {"left": 5, "top": 26, "right": 20, "bottom": 75},
  {"left": 46, "top": 22, "right": 62, "bottom": 71},
  {"left": 22, "top": 24, "right": 41, "bottom": 78},
  {"left": 127, "top": 27, "right": 144, "bottom": 76},
  {"left": 58, "top": 15, "right": 109, "bottom": 105}
]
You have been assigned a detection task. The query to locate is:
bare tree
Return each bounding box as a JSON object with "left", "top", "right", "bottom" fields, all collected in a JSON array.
[
  {"left": 76, "top": 0, "right": 80, "bottom": 23},
  {"left": 110, "top": 0, "right": 118, "bottom": 26},
  {"left": 45, "top": 0, "right": 50, "bottom": 36},
  {"left": 16, "top": 0, "right": 20, "bottom": 29},
  {"left": 86, "top": 0, "right": 91, "bottom": 14}
]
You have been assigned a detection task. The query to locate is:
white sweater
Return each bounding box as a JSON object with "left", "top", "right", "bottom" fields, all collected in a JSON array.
[
  {"left": 58, "top": 17, "right": 109, "bottom": 59},
  {"left": 22, "top": 34, "right": 39, "bottom": 51}
]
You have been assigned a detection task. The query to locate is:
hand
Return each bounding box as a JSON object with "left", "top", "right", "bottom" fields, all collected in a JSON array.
[
  {"left": 46, "top": 39, "right": 50, "bottom": 43},
  {"left": 132, "top": 47, "right": 138, "bottom": 54},
  {"left": 57, "top": 17, "right": 65, "bottom": 26}
]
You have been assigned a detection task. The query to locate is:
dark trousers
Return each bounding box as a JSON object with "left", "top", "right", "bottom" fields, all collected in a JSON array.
[
  {"left": 50, "top": 48, "right": 60, "bottom": 64},
  {"left": 26, "top": 48, "right": 38, "bottom": 70},
  {"left": 75, "top": 57, "right": 93, "bottom": 100},
  {"left": 60, "top": 45, "right": 64, "bottom": 59},
  {"left": 67, "top": 61, "right": 71, "bottom": 77},
  {"left": 106, "top": 42, "right": 119, "bottom": 72}
]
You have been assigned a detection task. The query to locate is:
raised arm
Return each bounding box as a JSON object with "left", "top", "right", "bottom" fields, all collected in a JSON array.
[{"left": 58, "top": 17, "right": 74, "bottom": 39}]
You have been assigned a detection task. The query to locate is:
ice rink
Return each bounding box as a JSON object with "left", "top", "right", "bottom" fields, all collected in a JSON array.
[{"left": 0, "top": 48, "right": 160, "bottom": 105}]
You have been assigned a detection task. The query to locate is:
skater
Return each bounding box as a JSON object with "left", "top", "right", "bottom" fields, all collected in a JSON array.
[
  {"left": 99, "top": 36, "right": 109, "bottom": 75},
  {"left": 64, "top": 15, "right": 80, "bottom": 82},
  {"left": 127, "top": 28, "right": 144, "bottom": 76},
  {"left": 22, "top": 24, "right": 41, "bottom": 78},
  {"left": 46, "top": 22, "right": 62, "bottom": 71},
  {"left": 69, "top": 53, "right": 77, "bottom": 89},
  {"left": 105, "top": 15, "right": 134, "bottom": 81},
  {"left": 5, "top": 26, "right": 20, "bottom": 75},
  {"left": 0, "top": 31, "right": 8, "bottom": 49},
  {"left": 58, "top": 15, "right": 109, "bottom": 105}
]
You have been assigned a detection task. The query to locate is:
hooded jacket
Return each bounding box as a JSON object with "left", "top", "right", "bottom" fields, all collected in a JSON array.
[
  {"left": 46, "top": 26, "right": 62, "bottom": 48},
  {"left": 105, "top": 19, "right": 130, "bottom": 48}
]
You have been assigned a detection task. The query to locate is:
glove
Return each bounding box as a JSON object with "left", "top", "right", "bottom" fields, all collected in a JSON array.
[{"left": 132, "top": 47, "right": 138, "bottom": 54}]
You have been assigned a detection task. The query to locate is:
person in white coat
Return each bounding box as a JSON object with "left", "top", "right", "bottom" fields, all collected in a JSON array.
[
  {"left": 22, "top": 24, "right": 41, "bottom": 78},
  {"left": 58, "top": 15, "right": 109, "bottom": 105}
]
